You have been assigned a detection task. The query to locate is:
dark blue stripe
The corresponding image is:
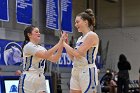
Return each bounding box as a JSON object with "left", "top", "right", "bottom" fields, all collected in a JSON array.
[
  {"left": 18, "top": 74, "right": 26, "bottom": 93},
  {"left": 25, "top": 57, "right": 27, "bottom": 70},
  {"left": 22, "top": 74, "right": 26, "bottom": 93},
  {"left": 94, "top": 67, "right": 96, "bottom": 86},
  {"left": 24, "top": 56, "right": 33, "bottom": 71},
  {"left": 43, "top": 60, "right": 45, "bottom": 68},
  {"left": 27, "top": 56, "right": 33, "bottom": 71},
  {"left": 76, "top": 42, "right": 83, "bottom": 46},
  {"left": 84, "top": 68, "right": 92, "bottom": 93},
  {"left": 92, "top": 47, "right": 96, "bottom": 64},
  {"left": 87, "top": 50, "right": 90, "bottom": 64}
]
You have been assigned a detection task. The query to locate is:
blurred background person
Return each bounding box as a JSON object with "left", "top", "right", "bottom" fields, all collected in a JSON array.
[{"left": 117, "top": 54, "right": 131, "bottom": 93}]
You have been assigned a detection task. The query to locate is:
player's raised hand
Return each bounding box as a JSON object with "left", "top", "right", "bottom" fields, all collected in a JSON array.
[{"left": 62, "top": 32, "right": 68, "bottom": 43}]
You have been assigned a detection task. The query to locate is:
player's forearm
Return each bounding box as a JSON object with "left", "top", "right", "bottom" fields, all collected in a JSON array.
[
  {"left": 48, "top": 45, "right": 63, "bottom": 62},
  {"left": 36, "top": 43, "right": 61, "bottom": 59},
  {"left": 63, "top": 42, "right": 81, "bottom": 58},
  {"left": 43, "top": 37, "right": 63, "bottom": 60},
  {"left": 47, "top": 43, "right": 60, "bottom": 54},
  {"left": 53, "top": 45, "right": 63, "bottom": 62},
  {"left": 67, "top": 53, "right": 74, "bottom": 61},
  {"left": 64, "top": 47, "right": 74, "bottom": 61}
]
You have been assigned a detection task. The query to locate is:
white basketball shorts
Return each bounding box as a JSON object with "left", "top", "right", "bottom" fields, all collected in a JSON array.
[
  {"left": 18, "top": 71, "right": 46, "bottom": 93},
  {"left": 70, "top": 65, "right": 98, "bottom": 93}
]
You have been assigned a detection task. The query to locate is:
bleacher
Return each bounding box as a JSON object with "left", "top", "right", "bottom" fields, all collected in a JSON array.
[{"left": 129, "top": 80, "right": 139, "bottom": 93}]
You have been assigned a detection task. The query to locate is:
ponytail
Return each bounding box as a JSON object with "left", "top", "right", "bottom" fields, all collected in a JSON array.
[{"left": 21, "top": 40, "right": 28, "bottom": 57}]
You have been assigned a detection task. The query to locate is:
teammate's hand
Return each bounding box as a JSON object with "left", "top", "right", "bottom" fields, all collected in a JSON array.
[
  {"left": 62, "top": 32, "right": 68, "bottom": 43},
  {"left": 59, "top": 32, "right": 67, "bottom": 44}
]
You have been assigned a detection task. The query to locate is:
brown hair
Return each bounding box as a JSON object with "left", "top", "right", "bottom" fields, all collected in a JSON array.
[
  {"left": 21, "top": 25, "right": 36, "bottom": 57},
  {"left": 77, "top": 9, "right": 95, "bottom": 31}
]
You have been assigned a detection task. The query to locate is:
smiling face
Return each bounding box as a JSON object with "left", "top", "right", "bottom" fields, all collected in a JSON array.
[
  {"left": 75, "top": 16, "right": 88, "bottom": 32},
  {"left": 28, "top": 27, "right": 41, "bottom": 44}
]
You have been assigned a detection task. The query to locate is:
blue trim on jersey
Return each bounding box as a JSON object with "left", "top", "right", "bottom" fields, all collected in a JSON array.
[
  {"left": 76, "top": 42, "right": 83, "bottom": 46},
  {"left": 92, "top": 47, "right": 96, "bottom": 64},
  {"left": 22, "top": 74, "right": 26, "bottom": 93},
  {"left": 84, "top": 68, "right": 92, "bottom": 93},
  {"left": 24, "top": 56, "right": 33, "bottom": 71},
  {"left": 86, "top": 50, "right": 89, "bottom": 60},
  {"left": 28, "top": 56, "right": 33, "bottom": 70},
  {"left": 24, "top": 57, "right": 27, "bottom": 70},
  {"left": 86, "top": 50, "right": 90, "bottom": 64},
  {"left": 93, "top": 67, "right": 96, "bottom": 86},
  {"left": 42, "top": 60, "right": 45, "bottom": 68}
]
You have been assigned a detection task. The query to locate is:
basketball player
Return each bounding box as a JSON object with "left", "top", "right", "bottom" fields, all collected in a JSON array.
[
  {"left": 63, "top": 9, "right": 99, "bottom": 93},
  {"left": 18, "top": 25, "right": 65, "bottom": 93}
]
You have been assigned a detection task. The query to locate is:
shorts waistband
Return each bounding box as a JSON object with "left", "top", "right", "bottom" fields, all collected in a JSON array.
[
  {"left": 23, "top": 71, "right": 43, "bottom": 77},
  {"left": 73, "top": 64, "right": 96, "bottom": 69}
]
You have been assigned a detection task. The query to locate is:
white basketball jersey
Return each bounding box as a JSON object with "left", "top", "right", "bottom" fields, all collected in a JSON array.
[
  {"left": 23, "top": 42, "right": 46, "bottom": 74},
  {"left": 73, "top": 31, "right": 99, "bottom": 67}
]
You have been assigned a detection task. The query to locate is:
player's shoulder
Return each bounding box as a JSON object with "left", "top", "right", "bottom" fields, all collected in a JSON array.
[
  {"left": 88, "top": 31, "right": 98, "bottom": 37},
  {"left": 24, "top": 42, "right": 34, "bottom": 47},
  {"left": 88, "top": 31, "right": 97, "bottom": 35},
  {"left": 24, "top": 42, "right": 37, "bottom": 50}
]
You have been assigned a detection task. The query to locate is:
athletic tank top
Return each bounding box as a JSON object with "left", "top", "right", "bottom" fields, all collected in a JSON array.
[
  {"left": 73, "top": 31, "right": 99, "bottom": 67},
  {"left": 23, "top": 42, "right": 46, "bottom": 74}
]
